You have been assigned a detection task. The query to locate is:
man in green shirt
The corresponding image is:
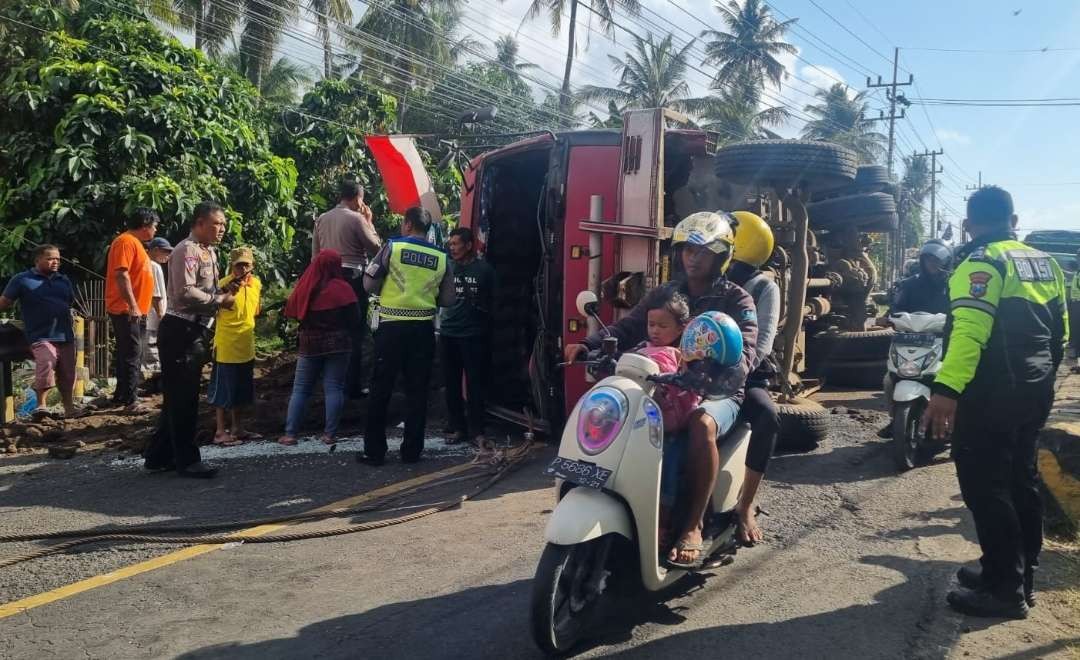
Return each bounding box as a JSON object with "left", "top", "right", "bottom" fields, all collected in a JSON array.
[{"left": 440, "top": 227, "right": 496, "bottom": 449}]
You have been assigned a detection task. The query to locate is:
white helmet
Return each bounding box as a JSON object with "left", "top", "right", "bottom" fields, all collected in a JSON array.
[{"left": 672, "top": 212, "right": 736, "bottom": 256}]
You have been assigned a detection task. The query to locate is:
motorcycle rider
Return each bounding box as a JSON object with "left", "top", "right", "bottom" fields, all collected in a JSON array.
[
  {"left": 876, "top": 240, "right": 953, "bottom": 438},
  {"left": 724, "top": 211, "right": 780, "bottom": 545},
  {"left": 564, "top": 211, "right": 758, "bottom": 568}
]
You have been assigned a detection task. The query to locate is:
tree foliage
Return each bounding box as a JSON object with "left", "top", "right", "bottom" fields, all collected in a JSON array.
[
  {"left": 0, "top": 1, "right": 299, "bottom": 281},
  {"left": 898, "top": 154, "right": 931, "bottom": 248},
  {"left": 801, "top": 83, "right": 886, "bottom": 164}
]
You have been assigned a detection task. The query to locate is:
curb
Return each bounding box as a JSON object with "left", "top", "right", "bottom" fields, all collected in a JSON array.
[{"left": 1039, "top": 367, "right": 1080, "bottom": 536}]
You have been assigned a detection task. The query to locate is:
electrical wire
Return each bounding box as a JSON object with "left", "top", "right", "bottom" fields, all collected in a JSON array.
[{"left": 805, "top": 0, "right": 895, "bottom": 69}]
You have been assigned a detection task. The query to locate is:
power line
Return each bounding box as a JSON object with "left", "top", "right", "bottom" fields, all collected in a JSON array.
[
  {"left": 901, "top": 46, "right": 1080, "bottom": 53},
  {"left": 805, "top": 0, "right": 895, "bottom": 69},
  {"left": 759, "top": 1, "right": 877, "bottom": 79}
]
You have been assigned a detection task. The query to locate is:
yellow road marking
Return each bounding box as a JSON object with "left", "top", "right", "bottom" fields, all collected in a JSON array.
[
  {"left": 0, "top": 462, "right": 477, "bottom": 620},
  {"left": 1039, "top": 448, "right": 1080, "bottom": 524}
]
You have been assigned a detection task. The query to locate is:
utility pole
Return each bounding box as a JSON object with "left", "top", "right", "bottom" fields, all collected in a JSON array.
[
  {"left": 867, "top": 48, "right": 914, "bottom": 282},
  {"left": 915, "top": 149, "right": 943, "bottom": 238}
]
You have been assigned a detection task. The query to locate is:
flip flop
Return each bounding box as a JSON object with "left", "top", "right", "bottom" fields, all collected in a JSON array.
[
  {"left": 213, "top": 433, "right": 244, "bottom": 447},
  {"left": 277, "top": 435, "right": 298, "bottom": 446},
  {"left": 664, "top": 538, "right": 706, "bottom": 570},
  {"left": 234, "top": 431, "right": 263, "bottom": 442}
]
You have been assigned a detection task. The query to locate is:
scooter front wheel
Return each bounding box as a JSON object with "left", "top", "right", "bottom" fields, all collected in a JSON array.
[
  {"left": 530, "top": 539, "right": 612, "bottom": 655},
  {"left": 891, "top": 399, "right": 926, "bottom": 471}
]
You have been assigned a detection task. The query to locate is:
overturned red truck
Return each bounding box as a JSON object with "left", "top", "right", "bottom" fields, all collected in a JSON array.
[{"left": 457, "top": 108, "right": 897, "bottom": 447}]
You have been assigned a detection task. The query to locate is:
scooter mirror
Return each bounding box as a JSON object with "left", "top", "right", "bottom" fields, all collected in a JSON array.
[{"left": 576, "top": 290, "right": 599, "bottom": 318}]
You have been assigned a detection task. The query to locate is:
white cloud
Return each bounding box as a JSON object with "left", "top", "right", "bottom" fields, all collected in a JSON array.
[
  {"left": 935, "top": 129, "right": 972, "bottom": 146},
  {"left": 798, "top": 64, "right": 846, "bottom": 96}
]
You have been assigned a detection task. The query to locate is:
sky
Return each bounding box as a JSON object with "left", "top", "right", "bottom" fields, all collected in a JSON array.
[{"left": 255, "top": 0, "right": 1080, "bottom": 238}]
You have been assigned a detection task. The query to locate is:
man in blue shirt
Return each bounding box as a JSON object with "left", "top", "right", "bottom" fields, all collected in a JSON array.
[{"left": 0, "top": 245, "right": 77, "bottom": 417}]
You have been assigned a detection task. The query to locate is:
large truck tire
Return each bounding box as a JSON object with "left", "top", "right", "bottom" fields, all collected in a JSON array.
[
  {"left": 714, "top": 139, "right": 857, "bottom": 191},
  {"left": 854, "top": 164, "right": 892, "bottom": 187},
  {"left": 819, "top": 329, "right": 895, "bottom": 361},
  {"left": 807, "top": 192, "right": 897, "bottom": 229},
  {"left": 822, "top": 358, "right": 889, "bottom": 389},
  {"left": 776, "top": 397, "right": 830, "bottom": 452}
]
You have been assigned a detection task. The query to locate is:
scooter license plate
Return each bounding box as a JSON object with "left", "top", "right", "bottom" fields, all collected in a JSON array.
[
  {"left": 544, "top": 457, "right": 613, "bottom": 490},
  {"left": 895, "top": 332, "right": 936, "bottom": 347}
]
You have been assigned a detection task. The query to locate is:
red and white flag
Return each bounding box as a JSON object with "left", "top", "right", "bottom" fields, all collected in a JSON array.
[{"left": 364, "top": 135, "right": 442, "bottom": 220}]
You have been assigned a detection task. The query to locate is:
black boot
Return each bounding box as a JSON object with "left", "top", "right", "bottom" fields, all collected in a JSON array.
[
  {"left": 957, "top": 566, "right": 1035, "bottom": 607},
  {"left": 947, "top": 586, "right": 1028, "bottom": 620},
  {"left": 876, "top": 422, "right": 893, "bottom": 439}
]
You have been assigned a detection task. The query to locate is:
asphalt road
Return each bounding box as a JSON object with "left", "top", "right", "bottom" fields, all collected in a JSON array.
[{"left": 1, "top": 396, "right": 1078, "bottom": 659}]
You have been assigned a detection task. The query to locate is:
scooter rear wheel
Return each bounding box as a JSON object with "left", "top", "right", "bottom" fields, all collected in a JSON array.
[
  {"left": 892, "top": 399, "right": 927, "bottom": 471},
  {"left": 530, "top": 540, "right": 611, "bottom": 655}
]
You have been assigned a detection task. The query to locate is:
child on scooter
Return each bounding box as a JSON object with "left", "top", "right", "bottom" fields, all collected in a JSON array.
[{"left": 634, "top": 289, "right": 700, "bottom": 550}]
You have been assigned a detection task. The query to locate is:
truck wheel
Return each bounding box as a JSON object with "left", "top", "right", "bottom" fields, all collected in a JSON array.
[
  {"left": 713, "top": 139, "right": 857, "bottom": 191},
  {"left": 776, "top": 397, "right": 830, "bottom": 452},
  {"left": 807, "top": 192, "right": 897, "bottom": 229},
  {"left": 854, "top": 164, "right": 892, "bottom": 187},
  {"left": 858, "top": 213, "right": 899, "bottom": 233},
  {"left": 819, "top": 329, "right": 894, "bottom": 361},
  {"left": 822, "top": 358, "right": 889, "bottom": 389}
]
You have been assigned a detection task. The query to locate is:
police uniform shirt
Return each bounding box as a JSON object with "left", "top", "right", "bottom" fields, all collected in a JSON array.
[{"left": 167, "top": 235, "right": 224, "bottom": 320}]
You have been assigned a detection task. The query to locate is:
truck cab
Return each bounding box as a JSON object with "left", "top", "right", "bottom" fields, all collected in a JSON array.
[{"left": 458, "top": 109, "right": 750, "bottom": 432}]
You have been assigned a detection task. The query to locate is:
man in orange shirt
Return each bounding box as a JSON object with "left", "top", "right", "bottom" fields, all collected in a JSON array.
[{"left": 105, "top": 207, "right": 158, "bottom": 412}]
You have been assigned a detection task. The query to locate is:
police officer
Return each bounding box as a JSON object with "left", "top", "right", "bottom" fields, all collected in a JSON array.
[
  {"left": 359, "top": 207, "right": 455, "bottom": 465},
  {"left": 922, "top": 186, "right": 1069, "bottom": 619},
  {"left": 143, "top": 201, "right": 235, "bottom": 478}
]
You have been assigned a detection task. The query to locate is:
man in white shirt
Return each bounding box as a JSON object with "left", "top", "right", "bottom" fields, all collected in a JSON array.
[{"left": 142, "top": 237, "right": 172, "bottom": 374}]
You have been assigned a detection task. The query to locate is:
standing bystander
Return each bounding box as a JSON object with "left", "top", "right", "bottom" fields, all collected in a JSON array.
[
  {"left": 104, "top": 208, "right": 157, "bottom": 413},
  {"left": 0, "top": 245, "right": 78, "bottom": 417},
  {"left": 313, "top": 179, "right": 381, "bottom": 398},
  {"left": 208, "top": 247, "right": 262, "bottom": 446},
  {"left": 440, "top": 227, "right": 496, "bottom": 450},
  {"left": 360, "top": 207, "right": 455, "bottom": 466},
  {"left": 142, "top": 237, "right": 172, "bottom": 374},
  {"left": 143, "top": 201, "right": 234, "bottom": 478}
]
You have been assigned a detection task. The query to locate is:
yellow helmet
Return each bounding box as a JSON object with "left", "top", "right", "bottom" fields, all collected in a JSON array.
[
  {"left": 730, "top": 211, "right": 775, "bottom": 268},
  {"left": 672, "top": 211, "right": 736, "bottom": 255}
]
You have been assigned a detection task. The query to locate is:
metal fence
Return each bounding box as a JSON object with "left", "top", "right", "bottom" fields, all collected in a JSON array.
[{"left": 74, "top": 279, "right": 110, "bottom": 381}]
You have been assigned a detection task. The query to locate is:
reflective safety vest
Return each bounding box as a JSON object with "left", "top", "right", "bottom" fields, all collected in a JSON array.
[
  {"left": 934, "top": 235, "right": 1069, "bottom": 397},
  {"left": 1070, "top": 270, "right": 1080, "bottom": 303},
  {"left": 378, "top": 239, "right": 447, "bottom": 322}
]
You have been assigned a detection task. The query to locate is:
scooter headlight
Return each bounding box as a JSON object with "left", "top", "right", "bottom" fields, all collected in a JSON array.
[
  {"left": 577, "top": 387, "right": 629, "bottom": 455},
  {"left": 898, "top": 360, "right": 921, "bottom": 378}
]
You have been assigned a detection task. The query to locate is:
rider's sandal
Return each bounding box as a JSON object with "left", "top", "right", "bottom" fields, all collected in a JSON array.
[{"left": 664, "top": 539, "right": 706, "bottom": 570}]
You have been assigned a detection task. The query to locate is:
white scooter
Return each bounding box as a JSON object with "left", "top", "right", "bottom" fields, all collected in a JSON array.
[
  {"left": 530, "top": 292, "right": 751, "bottom": 655},
  {"left": 886, "top": 311, "right": 948, "bottom": 470}
]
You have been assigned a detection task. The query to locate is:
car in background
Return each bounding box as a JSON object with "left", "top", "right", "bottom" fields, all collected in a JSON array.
[{"left": 1024, "top": 230, "right": 1080, "bottom": 274}]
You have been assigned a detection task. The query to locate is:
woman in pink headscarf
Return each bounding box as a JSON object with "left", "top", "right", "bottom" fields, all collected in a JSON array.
[{"left": 278, "top": 250, "right": 360, "bottom": 446}]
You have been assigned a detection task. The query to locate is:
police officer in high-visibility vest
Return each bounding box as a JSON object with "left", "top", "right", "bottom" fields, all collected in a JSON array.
[
  {"left": 922, "top": 186, "right": 1069, "bottom": 619},
  {"left": 360, "top": 207, "right": 455, "bottom": 465}
]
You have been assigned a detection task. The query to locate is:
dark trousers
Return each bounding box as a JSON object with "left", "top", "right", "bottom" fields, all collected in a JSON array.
[
  {"left": 345, "top": 269, "right": 369, "bottom": 399},
  {"left": 143, "top": 316, "right": 208, "bottom": 470},
  {"left": 952, "top": 382, "right": 1053, "bottom": 602},
  {"left": 739, "top": 384, "right": 779, "bottom": 474},
  {"left": 109, "top": 313, "right": 145, "bottom": 405},
  {"left": 442, "top": 334, "right": 491, "bottom": 440},
  {"left": 364, "top": 320, "right": 435, "bottom": 461}
]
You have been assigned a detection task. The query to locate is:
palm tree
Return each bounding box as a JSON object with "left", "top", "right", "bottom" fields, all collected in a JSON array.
[
  {"left": 700, "top": 0, "right": 797, "bottom": 91},
  {"left": 524, "top": 0, "right": 642, "bottom": 122},
  {"left": 577, "top": 33, "right": 695, "bottom": 112},
  {"left": 494, "top": 34, "right": 538, "bottom": 83},
  {"left": 801, "top": 83, "right": 886, "bottom": 163},
  {"left": 172, "top": 0, "right": 240, "bottom": 57},
  {"left": 307, "top": 0, "right": 352, "bottom": 79},
  {"left": 685, "top": 75, "right": 788, "bottom": 143},
  {"left": 238, "top": 0, "right": 300, "bottom": 90},
  {"left": 218, "top": 50, "right": 314, "bottom": 104},
  {"left": 351, "top": 1, "right": 465, "bottom": 101}
]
